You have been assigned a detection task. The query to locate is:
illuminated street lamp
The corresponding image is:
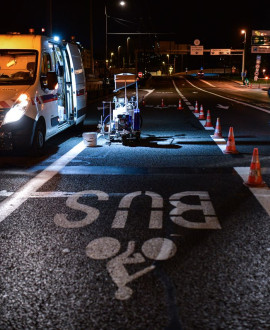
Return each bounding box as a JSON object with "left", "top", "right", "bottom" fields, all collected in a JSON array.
[
  {"left": 110, "top": 52, "right": 114, "bottom": 66},
  {"left": 105, "top": 1, "right": 126, "bottom": 71},
  {"left": 241, "top": 29, "right": 246, "bottom": 83}
]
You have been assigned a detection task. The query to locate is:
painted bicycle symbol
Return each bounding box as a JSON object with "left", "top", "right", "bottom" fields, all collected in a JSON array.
[{"left": 86, "top": 237, "right": 177, "bottom": 300}]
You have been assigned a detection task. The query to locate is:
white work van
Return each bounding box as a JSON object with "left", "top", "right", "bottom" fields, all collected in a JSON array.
[{"left": 0, "top": 34, "right": 87, "bottom": 152}]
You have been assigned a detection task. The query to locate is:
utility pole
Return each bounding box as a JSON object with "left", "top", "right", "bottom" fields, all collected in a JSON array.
[{"left": 49, "top": 0, "right": 52, "bottom": 36}]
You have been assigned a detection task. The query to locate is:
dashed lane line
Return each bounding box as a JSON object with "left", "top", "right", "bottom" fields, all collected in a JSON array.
[
  {"left": 234, "top": 167, "right": 270, "bottom": 217},
  {"left": 0, "top": 141, "right": 86, "bottom": 223}
]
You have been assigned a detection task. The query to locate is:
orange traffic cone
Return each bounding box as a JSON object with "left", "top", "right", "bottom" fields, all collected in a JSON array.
[
  {"left": 204, "top": 110, "right": 214, "bottom": 128},
  {"left": 213, "top": 117, "right": 223, "bottom": 138},
  {"left": 194, "top": 101, "right": 199, "bottom": 113},
  {"left": 198, "top": 105, "right": 205, "bottom": 120},
  {"left": 223, "top": 127, "right": 239, "bottom": 154},
  {"left": 245, "top": 148, "right": 266, "bottom": 187},
  {"left": 142, "top": 96, "right": 145, "bottom": 106},
  {"left": 177, "top": 99, "right": 183, "bottom": 110},
  {"left": 161, "top": 98, "right": 164, "bottom": 107}
]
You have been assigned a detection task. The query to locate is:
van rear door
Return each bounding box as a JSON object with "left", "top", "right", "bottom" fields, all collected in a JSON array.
[{"left": 66, "top": 43, "right": 86, "bottom": 123}]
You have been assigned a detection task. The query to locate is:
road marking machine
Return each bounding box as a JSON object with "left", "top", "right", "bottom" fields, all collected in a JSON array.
[{"left": 98, "top": 73, "right": 142, "bottom": 145}]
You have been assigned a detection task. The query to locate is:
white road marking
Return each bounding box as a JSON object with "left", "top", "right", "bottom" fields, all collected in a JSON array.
[
  {"left": 0, "top": 141, "right": 86, "bottom": 223},
  {"left": 200, "top": 79, "right": 216, "bottom": 87},
  {"left": 86, "top": 237, "right": 176, "bottom": 300},
  {"left": 216, "top": 104, "right": 230, "bottom": 109},
  {"left": 0, "top": 191, "right": 128, "bottom": 198},
  {"left": 234, "top": 167, "right": 270, "bottom": 217},
  {"left": 169, "top": 191, "right": 221, "bottom": 229},
  {"left": 185, "top": 78, "right": 270, "bottom": 114},
  {"left": 142, "top": 238, "right": 177, "bottom": 260},
  {"left": 140, "top": 89, "right": 155, "bottom": 98},
  {"left": 211, "top": 136, "right": 227, "bottom": 152}
]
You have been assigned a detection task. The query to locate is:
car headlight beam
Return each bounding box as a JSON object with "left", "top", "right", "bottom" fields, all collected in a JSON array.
[{"left": 3, "top": 93, "right": 29, "bottom": 125}]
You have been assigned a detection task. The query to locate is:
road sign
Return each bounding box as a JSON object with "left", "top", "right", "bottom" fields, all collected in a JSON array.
[
  {"left": 210, "top": 49, "right": 231, "bottom": 55},
  {"left": 251, "top": 46, "right": 270, "bottom": 53},
  {"left": 138, "top": 72, "right": 143, "bottom": 78},
  {"left": 252, "top": 30, "right": 270, "bottom": 37},
  {"left": 252, "top": 31, "right": 270, "bottom": 47},
  {"left": 194, "top": 39, "right": 200, "bottom": 46},
  {"left": 254, "top": 55, "right": 261, "bottom": 81},
  {"left": 190, "top": 45, "right": 203, "bottom": 55}
]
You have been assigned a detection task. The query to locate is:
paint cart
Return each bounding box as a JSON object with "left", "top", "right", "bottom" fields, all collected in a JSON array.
[{"left": 98, "top": 73, "right": 142, "bottom": 145}]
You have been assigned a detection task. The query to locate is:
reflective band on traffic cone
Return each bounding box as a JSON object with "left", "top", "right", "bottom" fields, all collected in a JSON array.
[
  {"left": 213, "top": 117, "right": 223, "bottom": 138},
  {"left": 245, "top": 148, "right": 266, "bottom": 187},
  {"left": 204, "top": 110, "right": 213, "bottom": 128},
  {"left": 177, "top": 99, "right": 183, "bottom": 110},
  {"left": 198, "top": 105, "right": 205, "bottom": 120},
  {"left": 194, "top": 101, "right": 199, "bottom": 113},
  {"left": 161, "top": 98, "right": 164, "bottom": 107},
  {"left": 223, "top": 127, "right": 239, "bottom": 154}
]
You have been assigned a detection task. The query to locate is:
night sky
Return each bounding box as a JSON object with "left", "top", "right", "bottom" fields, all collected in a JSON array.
[{"left": 0, "top": 0, "right": 269, "bottom": 59}]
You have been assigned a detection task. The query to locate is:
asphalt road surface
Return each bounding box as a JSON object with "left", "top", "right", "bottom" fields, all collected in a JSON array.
[{"left": 1, "top": 76, "right": 270, "bottom": 329}]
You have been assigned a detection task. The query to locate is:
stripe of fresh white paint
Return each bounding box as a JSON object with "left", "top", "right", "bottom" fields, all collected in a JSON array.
[
  {"left": 200, "top": 79, "right": 216, "bottom": 87},
  {"left": 186, "top": 102, "right": 191, "bottom": 105},
  {"left": 188, "top": 106, "right": 195, "bottom": 110},
  {"left": 199, "top": 120, "right": 206, "bottom": 126},
  {"left": 211, "top": 136, "right": 227, "bottom": 152},
  {"left": 184, "top": 78, "right": 270, "bottom": 114},
  {"left": 234, "top": 166, "right": 270, "bottom": 217},
  {"left": 0, "top": 141, "right": 86, "bottom": 223},
  {"left": 0, "top": 191, "right": 129, "bottom": 198}
]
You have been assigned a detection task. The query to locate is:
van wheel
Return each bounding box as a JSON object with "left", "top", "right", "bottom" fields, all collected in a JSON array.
[{"left": 32, "top": 121, "right": 45, "bottom": 154}]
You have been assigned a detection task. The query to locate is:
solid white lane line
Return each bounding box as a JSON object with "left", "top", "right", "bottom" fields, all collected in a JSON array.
[{"left": 0, "top": 141, "right": 86, "bottom": 223}]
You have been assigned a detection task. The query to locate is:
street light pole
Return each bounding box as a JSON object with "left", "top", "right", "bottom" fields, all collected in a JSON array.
[
  {"left": 241, "top": 29, "right": 246, "bottom": 83},
  {"left": 105, "top": 1, "right": 126, "bottom": 80},
  {"left": 105, "top": 5, "right": 108, "bottom": 72}
]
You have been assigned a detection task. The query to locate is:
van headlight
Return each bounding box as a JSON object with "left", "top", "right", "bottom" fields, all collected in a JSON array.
[{"left": 3, "top": 93, "right": 30, "bottom": 125}]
